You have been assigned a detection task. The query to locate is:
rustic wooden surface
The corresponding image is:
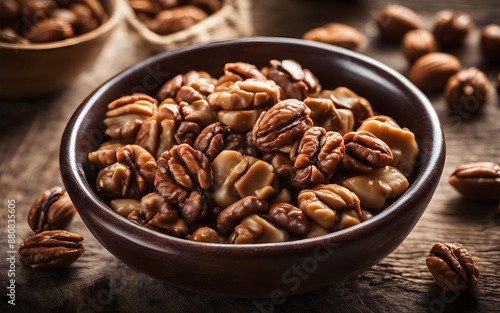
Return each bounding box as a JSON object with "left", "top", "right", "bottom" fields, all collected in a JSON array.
[{"left": 1, "top": 0, "right": 500, "bottom": 312}]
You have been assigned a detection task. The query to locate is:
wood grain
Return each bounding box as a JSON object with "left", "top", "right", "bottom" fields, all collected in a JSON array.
[{"left": 1, "top": 0, "right": 500, "bottom": 312}]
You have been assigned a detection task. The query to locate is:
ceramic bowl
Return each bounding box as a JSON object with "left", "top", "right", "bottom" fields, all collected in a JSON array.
[
  {"left": 60, "top": 37, "right": 445, "bottom": 298},
  {"left": 0, "top": 0, "right": 125, "bottom": 100}
]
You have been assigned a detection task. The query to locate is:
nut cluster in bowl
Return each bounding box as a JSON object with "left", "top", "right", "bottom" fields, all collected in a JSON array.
[
  {"left": 0, "top": 0, "right": 108, "bottom": 44},
  {"left": 88, "top": 59, "right": 419, "bottom": 244},
  {"left": 128, "top": 0, "right": 221, "bottom": 35}
]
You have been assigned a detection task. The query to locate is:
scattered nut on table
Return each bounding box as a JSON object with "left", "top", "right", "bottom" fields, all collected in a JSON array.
[
  {"left": 444, "top": 67, "right": 491, "bottom": 114},
  {"left": 449, "top": 162, "right": 500, "bottom": 202},
  {"left": 19, "top": 230, "right": 84, "bottom": 269},
  {"left": 402, "top": 29, "right": 436, "bottom": 63},
  {"left": 407, "top": 52, "right": 461, "bottom": 91},
  {"left": 432, "top": 10, "right": 473, "bottom": 47},
  {"left": 372, "top": 4, "right": 422, "bottom": 42},
  {"left": 426, "top": 242, "right": 479, "bottom": 292},
  {"left": 302, "top": 23, "right": 366, "bottom": 51}
]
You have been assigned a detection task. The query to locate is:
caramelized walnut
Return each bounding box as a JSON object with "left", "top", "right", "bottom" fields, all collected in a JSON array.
[
  {"left": 155, "top": 144, "right": 212, "bottom": 223},
  {"left": 342, "top": 166, "right": 409, "bottom": 209},
  {"left": 251, "top": 99, "right": 313, "bottom": 154},
  {"left": 116, "top": 145, "right": 157, "bottom": 194},
  {"left": 359, "top": 119, "right": 419, "bottom": 177},
  {"left": 156, "top": 70, "right": 213, "bottom": 103},
  {"left": 228, "top": 214, "right": 289, "bottom": 244},
  {"left": 19, "top": 230, "right": 84, "bottom": 269},
  {"left": 103, "top": 93, "right": 158, "bottom": 139},
  {"left": 223, "top": 62, "right": 267, "bottom": 81},
  {"left": 343, "top": 130, "right": 393, "bottom": 174},
  {"left": 179, "top": 99, "right": 216, "bottom": 126},
  {"left": 266, "top": 203, "right": 309, "bottom": 236},
  {"left": 289, "top": 127, "right": 345, "bottom": 188},
  {"left": 303, "top": 97, "right": 350, "bottom": 134},
  {"left": 322, "top": 87, "right": 374, "bottom": 126},
  {"left": 189, "top": 226, "right": 226, "bottom": 243},
  {"left": 194, "top": 122, "right": 245, "bottom": 161},
  {"left": 211, "top": 150, "right": 276, "bottom": 209},
  {"left": 109, "top": 199, "right": 140, "bottom": 218},
  {"left": 449, "top": 162, "right": 500, "bottom": 202},
  {"left": 427, "top": 242, "right": 479, "bottom": 292},
  {"left": 208, "top": 79, "right": 281, "bottom": 110},
  {"left": 88, "top": 138, "right": 133, "bottom": 169},
  {"left": 28, "top": 186, "right": 76, "bottom": 233},
  {"left": 297, "top": 184, "right": 361, "bottom": 230},
  {"left": 96, "top": 162, "right": 141, "bottom": 199},
  {"left": 216, "top": 196, "right": 268, "bottom": 236},
  {"left": 128, "top": 192, "right": 189, "bottom": 237}
]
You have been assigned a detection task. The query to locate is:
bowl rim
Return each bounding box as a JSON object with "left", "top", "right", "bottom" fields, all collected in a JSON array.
[
  {"left": 0, "top": 0, "right": 125, "bottom": 51},
  {"left": 61, "top": 36, "right": 445, "bottom": 254}
]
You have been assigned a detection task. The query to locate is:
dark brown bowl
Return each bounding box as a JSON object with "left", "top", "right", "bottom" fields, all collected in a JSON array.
[{"left": 60, "top": 37, "right": 445, "bottom": 298}]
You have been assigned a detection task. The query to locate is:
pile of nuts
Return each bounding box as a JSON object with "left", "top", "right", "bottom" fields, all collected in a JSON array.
[
  {"left": 87, "top": 59, "right": 419, "bottom": 245},
  {"left": 302, "top": 4, "right": 500, "bottom": 115},
  {"left": 0, "top": 0, "right": 108, "bottom": 44},
  {"left": 128, "top": 0, "right": 221, "bottom": 35}
]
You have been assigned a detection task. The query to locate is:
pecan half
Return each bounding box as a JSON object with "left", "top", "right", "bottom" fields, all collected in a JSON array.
[
  {"left": 426, "top": 242, "right": 479, "bottom": 292},
  {"left": 103, "top": 93, "right": 158, "bottom": 139},
  {"left": 19, "top": 230, "right": 84, "bottom": 269},
  {"left": 216, "top": 196, "right": 269, "bottom": 236},
  {"left": 155, "top": 144, "right": 213, "bottom": 223},
  {"left": 128, "top": 192, "right": 189, "bottom": 237},
  {"left": 343, "top": 130, "right": 393, "bottom": 174},
  {"left": 449, "top": 162, "right": 500, "bottom": 202},
  {"left": 251, "top": 99, "right": 313, "bottom": 154},
  {"left": 289, "top": 127, "right": 345, "bottom": 188},
  {"left": 193, "top": 122, "right": 245, "bottom": 161},
  {"left": 262, "top": 59, "right": 321, "bottom": 100},
  {"left": 116, "top": 145, "right": 157, "bottom": 194},
  {"left": 28, "top": 187, "right": 76, "bottom": 233},
  {"left": 297, "top": 184, "right": 362, "bottom": 230},
  {"left": 266, "top": 203, "right": 309, "bottom": 236}
]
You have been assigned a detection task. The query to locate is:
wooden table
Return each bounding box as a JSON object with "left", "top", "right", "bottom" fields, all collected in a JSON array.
[{"left": 1, "top": 0, "right": 499, "bottom": 312}]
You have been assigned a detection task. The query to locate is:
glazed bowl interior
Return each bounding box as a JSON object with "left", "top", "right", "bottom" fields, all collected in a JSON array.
[
  {"left": 60, "top": 37, "right": 445, "bottom": 298},
  {"left": 0, "top": 0, "right": 124, "bottom": 100}
]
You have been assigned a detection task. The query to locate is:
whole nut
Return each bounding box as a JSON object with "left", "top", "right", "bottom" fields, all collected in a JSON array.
[
  {"left": 28, "top": 186, "right": 77, "bottom": 233},
  {"left": 25, "top": 18, "right": 75, "bottom": 43},
  {"left": 402, "top": 29, "right": 436, "bottom": 63},
  {"left": 408, "top": 52, "right": 461, "bottom": 91},
  {"left": 302, "top": 23, "right": 366, "bottom": 51},
  {"left": 432, "top": 10, "right": 473, "bottom": 47},
  {"left": 449, "top": 162, "right": 500, "bottom": 202},
  {"left": 19, "top": 230, "right": 84, "bottom": 269},
  {"left": 444, "top": 67, "right": 490, "bottom": 114},
  {"left": 480, "top": 24, "right": 500, "bottom": 63},
  {"left": 426, "top": 242, "right": 479, "bottom": 292},
  {"left": 372, "top": 4, "right": 422, "bottom": 42}
]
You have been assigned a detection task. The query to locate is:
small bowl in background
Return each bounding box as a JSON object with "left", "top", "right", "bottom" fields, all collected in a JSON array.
[
  {"left": 0, "top": 0, "right": 125, "bottom": 100},
  {"left": 60, "top": 38, "right": 445, "bottom": 298},
  {"left": 124, "top": 0, "right": 254, "bottom": 53}
]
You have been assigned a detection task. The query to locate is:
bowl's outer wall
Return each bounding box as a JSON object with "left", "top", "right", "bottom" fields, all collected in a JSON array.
[
  {"left": 0, "top": 0, "right": 120, "bottom": 100},
  {"left": 60, "top": 38, "right": 445, "bottom": 298}
]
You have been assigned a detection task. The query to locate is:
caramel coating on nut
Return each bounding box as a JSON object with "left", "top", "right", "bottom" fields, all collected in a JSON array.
[
  {"left": 208, "top": 79, "right": 281, "bottom": 110},
  {"left": 228, "top": 214, "right": 289, "bottom": 244},
  {"left": 297, "top": 184, "right": 361, "bottom": 230},
  {"left": 189, "top": 226, "right": 226, "bottom": 243},
  {"left": 96, "top": 162, "right": 141, "bottom": 199},
  {"left": 128, "top": 192, "right": 189, "bottom": 237},
  {"left": 19, "top": 230, "right": 84, "bottom": 269},
  {"left": 28, "top": 186, "right": 76, "bottom": 233},
  {"left": 323, "top": 87, "right": 374, "bottom": 126},
  {"left": 104, "top": 93, "right": 158, "bottom": 139},
  {"left": 426, "top": 242, "right": 479, "bottom": 292},
  {"left": 216, "top": 196, "right": 269, "bottom": 236},
  {"left": 194, "top": 122, "right": 245, "bottom": 161}
]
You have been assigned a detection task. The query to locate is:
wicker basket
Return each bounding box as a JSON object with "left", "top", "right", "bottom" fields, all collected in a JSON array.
[{"left": 125, "top": 0, "right": 254, "bottom": 52}]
